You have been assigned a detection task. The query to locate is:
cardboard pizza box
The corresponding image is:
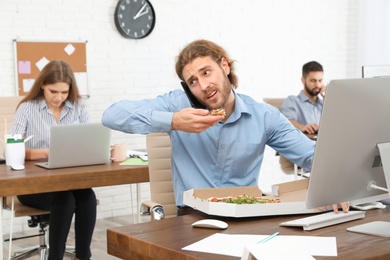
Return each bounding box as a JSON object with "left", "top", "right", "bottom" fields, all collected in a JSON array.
[{"left": 183, "top": 178, "right": 323, "bottom": 217}]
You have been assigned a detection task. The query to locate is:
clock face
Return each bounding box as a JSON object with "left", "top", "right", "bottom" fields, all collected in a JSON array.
[{"left": 115, "top": 0, "right": 156, "bottom": 39}]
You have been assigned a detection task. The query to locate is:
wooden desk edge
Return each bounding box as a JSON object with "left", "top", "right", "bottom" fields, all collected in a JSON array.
[{"left": 0, "top": 162, "right": 149, "bottom": 196}]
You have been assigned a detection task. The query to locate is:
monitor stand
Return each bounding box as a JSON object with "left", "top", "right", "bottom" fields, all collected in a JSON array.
[
  {"left": 346, "top": 142, "right": 390, "bottom": 237},
  {"left": 347, "top": 221, "right": 390, "bottom": 237}
]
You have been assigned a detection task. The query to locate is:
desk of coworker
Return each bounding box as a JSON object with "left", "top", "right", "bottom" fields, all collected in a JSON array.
[
  {"left": 107, "top": 207, "right": 390, "bottom": 259},
  {"left": 0, "top": 160, "right": 149, "bottom": 259}
]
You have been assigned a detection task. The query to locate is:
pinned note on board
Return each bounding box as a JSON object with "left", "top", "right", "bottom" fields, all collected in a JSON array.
[
  {"left": 36, "top": 57, "right": 50, "bottom": 71},
  {"left": 18, "top": 61, "right": 31, "bottom": 74},
  {"left": 64, "top": 43, "right": 76, "bottom": 55},
  {"left": 22, "top": 79, "right": 34, "bottom": 92}
]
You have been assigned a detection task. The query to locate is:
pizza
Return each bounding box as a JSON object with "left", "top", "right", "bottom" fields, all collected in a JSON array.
[
  {"left": 209, "top": 108, "right": 226, "bottom": 116},
  {"left": 208, "top": 195, "right": 281, "bottom": 204}
]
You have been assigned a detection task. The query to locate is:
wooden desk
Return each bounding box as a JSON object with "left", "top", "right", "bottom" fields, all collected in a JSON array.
[
  {"left": 107, "top": 208, "right": 390, "bottom": 259},
  {"left": 0, "top": 161, "right": 149, "bottom": 196},
  {"left": 0, "top": 161, "right": 149, "bottom": 259}
]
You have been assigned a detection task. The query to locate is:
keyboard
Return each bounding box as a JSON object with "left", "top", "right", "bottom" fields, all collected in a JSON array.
[{"left": 280, "top": 210, "right": 365, "bottom": 231}]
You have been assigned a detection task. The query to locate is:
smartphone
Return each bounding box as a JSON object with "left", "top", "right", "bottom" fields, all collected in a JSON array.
[{"left": 181, "top": 81, "right": 206, "bottom": 109}]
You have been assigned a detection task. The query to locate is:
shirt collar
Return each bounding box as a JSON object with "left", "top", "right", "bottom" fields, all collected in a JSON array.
[
  {"left": 298, "top": 90, "right": 311, "bottom": 103},
  {"left": 298, "top": 90, "right": 323, "bottom": 105},
  {"left": 226, "top": 90, "right": 251, "bottom": 123}
]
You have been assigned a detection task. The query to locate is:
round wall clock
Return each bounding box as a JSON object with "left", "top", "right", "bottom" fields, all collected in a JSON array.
[{"left": 114, "top": 0, "right": 156, "bottom": 39}]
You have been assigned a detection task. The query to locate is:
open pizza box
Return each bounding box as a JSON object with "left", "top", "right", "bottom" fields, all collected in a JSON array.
[{"left": 183, "top": 178, "right": 324, "bottom": 217}]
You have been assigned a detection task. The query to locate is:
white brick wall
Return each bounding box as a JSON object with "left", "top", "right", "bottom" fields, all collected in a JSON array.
[{"left": 0, "top": 0, "right": 363, "bottom": 234}]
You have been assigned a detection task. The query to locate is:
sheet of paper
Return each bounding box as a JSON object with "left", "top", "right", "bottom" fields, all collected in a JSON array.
[
  {"left": 127, "top": 149, "right": 148, "bottom": 161},
  {"left": 36, "top": 57, "right": 50, "bottom": 71},
  {"left": 64, "top": 43, "right": 76, "bottom": 55},
  {"left": 182, "top": 233, "right": 337, "bottom": 257},
  {"left": 242, "top": 239, "right": 315, "bottom": 260},
  {"left": 127, "top": 149, "right": 147, "bottom": 156},
  {"left": 119, "top": 158, "right": 148, "bottom": 166},
  {"left": 18, "top": 61, "right": 31, "bottom": 74},
  {"left": 22, "top": 79, "right": 35, "bottom": 92}
]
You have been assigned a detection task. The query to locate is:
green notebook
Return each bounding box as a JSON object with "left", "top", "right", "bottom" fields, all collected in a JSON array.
[{"left": 119, "top": 158, "right": 148, "bottom": 166}]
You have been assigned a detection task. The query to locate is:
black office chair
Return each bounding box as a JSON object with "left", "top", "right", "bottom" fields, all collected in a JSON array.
[{"left": 3, "top": 197, "right": 76, "bottom": 260}]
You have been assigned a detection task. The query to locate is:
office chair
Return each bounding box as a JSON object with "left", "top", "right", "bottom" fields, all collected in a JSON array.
[
  {"left": 140, "top": 133, "right": 176, "bottom": 220},
  {"left": 263, "top": 98, "right": 301, "bottom": 176},
  {"left": 0, "top": 96, "right": 75, "bottom": 259},
  {"left": 3, "top": 197, "right": 76, "bottom": 260}
]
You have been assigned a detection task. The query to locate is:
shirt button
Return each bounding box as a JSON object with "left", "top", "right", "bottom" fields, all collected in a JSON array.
[{"left": 221, "top": 144, "right": 225, "bottom": 149}]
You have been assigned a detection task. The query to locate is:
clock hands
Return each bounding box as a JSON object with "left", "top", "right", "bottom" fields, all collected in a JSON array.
[{"left": 133, "top": 4, "right": 149, "bottom": 20}]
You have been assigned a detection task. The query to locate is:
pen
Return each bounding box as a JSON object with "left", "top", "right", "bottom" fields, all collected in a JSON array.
[{"left": 257, "top": 231, "right": 279, "bottom": 244}]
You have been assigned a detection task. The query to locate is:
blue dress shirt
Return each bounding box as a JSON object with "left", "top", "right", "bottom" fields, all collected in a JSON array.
[
  {"left": 281, "top": 90, "right": 323, "bottom": 126},
  {"left": 102, "top": 90, "right": 315, "bottom": 206}
]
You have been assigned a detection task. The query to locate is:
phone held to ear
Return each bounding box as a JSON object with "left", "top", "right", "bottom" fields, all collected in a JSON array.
[{"left": 181, "top": 81, "right": 206, "bottom": 109}]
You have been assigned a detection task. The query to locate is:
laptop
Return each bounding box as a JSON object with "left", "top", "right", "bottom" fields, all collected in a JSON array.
[{"left": 36, "top": 123, "right": 111, "bottom": 169}]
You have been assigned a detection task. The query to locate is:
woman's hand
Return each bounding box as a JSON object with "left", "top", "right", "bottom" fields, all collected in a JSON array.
[{"left": 25, "top": 148, "right": 49, "bottom": 160}]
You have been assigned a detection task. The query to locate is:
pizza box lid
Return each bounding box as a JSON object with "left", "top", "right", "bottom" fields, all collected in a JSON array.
[{"left": 183, "top": 179, "right": 322, "bottom": 217}]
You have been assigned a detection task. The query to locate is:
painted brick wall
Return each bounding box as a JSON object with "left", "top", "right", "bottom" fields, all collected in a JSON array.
[{"left": 0, "top": 0, "right": 359, "bottom": 234}]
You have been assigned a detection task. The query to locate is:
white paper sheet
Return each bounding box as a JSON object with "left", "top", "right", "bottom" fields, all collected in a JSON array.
[
  {"left": 242, "top": 239, "right": 315, "bottom": 260},
  {"left": 35, "top": 57, "right": 50, "bottom": 71},
  {"left": 182, "top": 233, "right": 337, "bottom": 257}
]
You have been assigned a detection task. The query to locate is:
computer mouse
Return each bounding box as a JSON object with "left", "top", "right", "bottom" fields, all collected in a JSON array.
[
  {"left": 192, "top": 219, "right": 228, "bottom": 229},
  {"left": 10, "top": 164, "right": 25, "bottom": 171}
]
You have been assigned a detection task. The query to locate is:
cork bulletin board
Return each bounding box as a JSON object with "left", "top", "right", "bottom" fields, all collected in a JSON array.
[{"left": 14, "top": 40, "right": 89, "bottom": 96}]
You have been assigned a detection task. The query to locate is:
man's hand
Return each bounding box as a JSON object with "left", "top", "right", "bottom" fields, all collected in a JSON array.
[
  {"left": 331, "top": 201, "right": 350, "bottom": 213},
  {"left": 320, "top": 84, "right": 327, "bottom": 98},
  {"left": 301, "top": 123, "right": 319, "bottom": 134},
  {"left": 172, "top": 108, "right": 225, "bottom": 133}
]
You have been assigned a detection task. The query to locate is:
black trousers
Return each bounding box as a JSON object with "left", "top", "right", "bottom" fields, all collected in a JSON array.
[{"left": 18, "top": 189, "right": 96, "bottom": 260}]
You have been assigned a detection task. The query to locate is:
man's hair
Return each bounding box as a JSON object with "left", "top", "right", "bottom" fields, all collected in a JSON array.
[
  {"left": 302, "top": 61, "right": 323, "bottom": 78},
  {"left": 175, "top": 39, "right": 238, "bottom": 88}
]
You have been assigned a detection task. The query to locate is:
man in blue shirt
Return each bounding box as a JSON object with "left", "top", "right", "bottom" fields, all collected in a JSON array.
[
  {"left": 281, "top": 61, "right": 325, "bottom": 135},
  {"left": 102, "top": 40, "right": 348, "bottom": 214}
]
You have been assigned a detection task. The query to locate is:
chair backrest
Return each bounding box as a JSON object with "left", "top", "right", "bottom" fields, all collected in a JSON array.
[
  {"left": 263, "top": 97, "right": 285, "bottom": 111},
  {"left": 263, "top": 97, "right": 297, "bottom": 174},
  {"left": 0, "top": 96, "right": 24, "bottom": 158},
  {"left": 145, "top": 133, "right": 176, "bottom": 217}
]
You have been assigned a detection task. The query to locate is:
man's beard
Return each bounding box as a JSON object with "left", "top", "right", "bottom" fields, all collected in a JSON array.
[
  {"left": 206, "top": 75, "right": 231, "bottom": 110},
  {"left": 304, "top": 83, "right": 320, "bottom": 97}
]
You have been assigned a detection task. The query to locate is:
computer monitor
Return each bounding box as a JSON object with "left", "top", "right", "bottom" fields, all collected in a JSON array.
[
  {"left": 306, "top": 77, "right": 390, "bottom": 210},
  {"left": 362, "top": 65, "right": 390, "bottom": 78}
]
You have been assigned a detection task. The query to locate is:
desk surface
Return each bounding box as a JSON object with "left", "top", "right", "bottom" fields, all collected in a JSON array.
[
  {"left": 0, "top": 161, "right": 149, "bottom": 197},
  {"left": 107, "top": 207, "right": 390, "bottom": 259}
]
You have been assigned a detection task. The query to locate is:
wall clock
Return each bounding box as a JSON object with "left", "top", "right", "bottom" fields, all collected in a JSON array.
[{"left": 114, "top": 0, "right": 156, "bottom": 39}]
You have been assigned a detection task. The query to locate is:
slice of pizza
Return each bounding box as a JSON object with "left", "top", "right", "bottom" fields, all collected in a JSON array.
[{"left": 209, "top": 108, "right": 226, "bottom": 116}]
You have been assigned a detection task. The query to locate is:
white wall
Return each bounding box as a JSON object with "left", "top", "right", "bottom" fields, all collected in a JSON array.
[{"left": 0, "top": 0, "right": 364, "bottom": 233}]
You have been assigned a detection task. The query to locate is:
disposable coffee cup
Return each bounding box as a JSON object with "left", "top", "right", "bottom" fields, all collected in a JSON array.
[{"left": 5, "top": 139, "right": 26, "bottom": 167}]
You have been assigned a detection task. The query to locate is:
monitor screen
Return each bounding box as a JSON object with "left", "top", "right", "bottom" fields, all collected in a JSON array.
[
  {"left": 306, "top": 77, "right": 390, "bottom": 209},
  {"left": 362, "top": 65, "right": 390, "bottom": 78}
]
